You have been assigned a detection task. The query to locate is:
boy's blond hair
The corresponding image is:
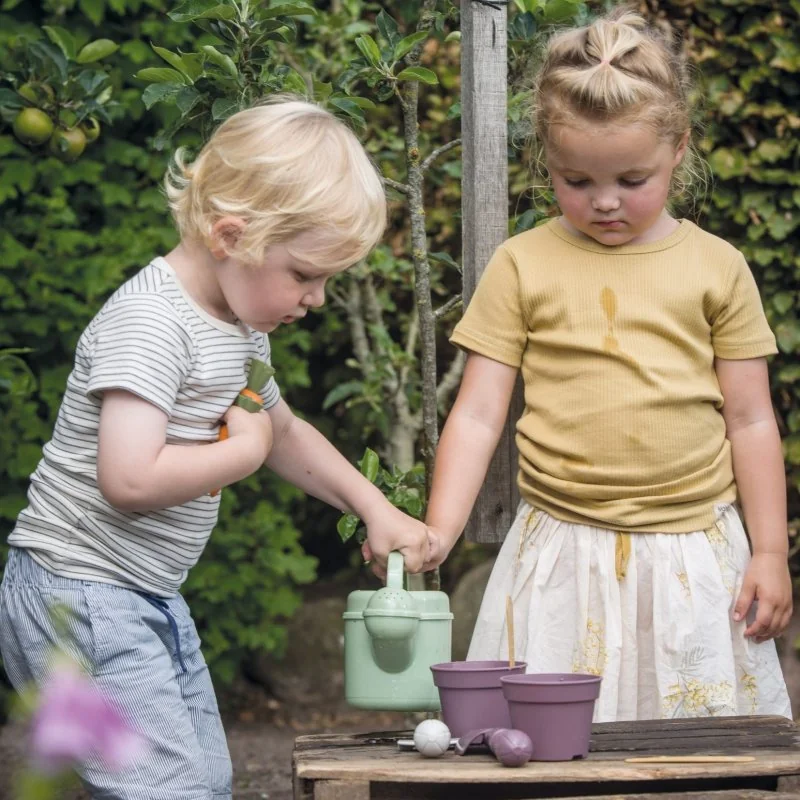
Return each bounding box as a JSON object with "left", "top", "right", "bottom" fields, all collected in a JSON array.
[
  {"left": 531, "top": 8, "right": 706, "bottom": 206},
  {"left": 165, "top": 97, "right": 387, "bottom": 270}
]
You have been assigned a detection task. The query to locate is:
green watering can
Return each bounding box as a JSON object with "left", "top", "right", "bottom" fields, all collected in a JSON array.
[{"left": 343, "top": 551, "right": 453, "bottom": 710}]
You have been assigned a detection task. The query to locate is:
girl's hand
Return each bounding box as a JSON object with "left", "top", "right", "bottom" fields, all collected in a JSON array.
[
  {"left": 734, "top": 552, "right": 793, "bottom": 642},
  {"left": 223, "top": 405, "right": 273, "bottom": 467},
  {"left": 420, "top": 525, "right": 457, "bottom": 572},
  {"left": 360, "top": 503, "right": 430, "bottom": 577}
]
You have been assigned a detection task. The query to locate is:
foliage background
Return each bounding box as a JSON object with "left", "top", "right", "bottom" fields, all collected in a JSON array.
[{"left": 0, "top": 0, "right": 798, "bottom": 703}]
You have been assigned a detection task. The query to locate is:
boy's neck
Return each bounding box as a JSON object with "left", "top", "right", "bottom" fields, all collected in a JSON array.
[{"left": 163, "top": 240, "right": 237, "bottom": 324}]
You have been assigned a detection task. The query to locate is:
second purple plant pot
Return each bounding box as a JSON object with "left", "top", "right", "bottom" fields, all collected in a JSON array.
[
  {"left": 500, "top": 673, "right": 602, "bottom": 761},
  {"left": 430, "top": 660, "right": 527, "bottom": 738}
]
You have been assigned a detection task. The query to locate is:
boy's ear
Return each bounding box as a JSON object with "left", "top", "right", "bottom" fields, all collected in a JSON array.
[{"left": 209, "top": 216, "right": 246, "bottom": 259}]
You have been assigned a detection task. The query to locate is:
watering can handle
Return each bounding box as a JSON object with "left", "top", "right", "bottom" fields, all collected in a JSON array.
[{"left": 386, "top": 551, "right": 405, "bottom": 589}]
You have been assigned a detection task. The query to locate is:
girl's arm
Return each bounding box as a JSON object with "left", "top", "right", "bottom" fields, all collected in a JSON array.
[
  {"left": 97, "top": 389, "right": 273, "bottom": 511},
  {"left": 715, "top": 356, "right": 792, "bottom": 641},
  {"left": 264, "top": 398, "right": 429, "bottom": 573},
  {"left": 424, "top": 352, "right": 519, "bottom": 568}
]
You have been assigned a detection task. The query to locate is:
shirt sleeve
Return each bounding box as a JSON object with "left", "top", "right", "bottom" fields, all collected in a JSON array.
[
  {"left": 85, "top": 295, "right": 193, "bottom": 416},
  {"left": 450, "top": 244, "right": 527, "bottom": 367},
  {"left": 711, "top": 253, "right": 778, "bottom": 359},
  {"left": 255, "top": 332, "right": 281, "bottom": 410}
]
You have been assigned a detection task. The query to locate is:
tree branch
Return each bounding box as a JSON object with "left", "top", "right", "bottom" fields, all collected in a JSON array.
[
  {"left": 434, "top": 294, "right": 462, "bottom": 320},
  {"left": 421, "top": 138, "right": 462, "bottom": 174},
  {"left": 383, "top": 176, "right": 410, "bottom": 195}
]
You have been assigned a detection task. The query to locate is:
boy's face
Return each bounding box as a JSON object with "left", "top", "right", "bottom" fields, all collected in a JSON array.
[
  {"left": 545, "top": 122, "right": 687, "bottom": 246},
  {"left": 217, "top": 231, "right": 343, "bottom": 333}
]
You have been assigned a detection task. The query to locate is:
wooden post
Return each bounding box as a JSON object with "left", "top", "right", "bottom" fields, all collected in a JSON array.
[{"left": 461, "top": 0, "right": 523, "bottom": 543}]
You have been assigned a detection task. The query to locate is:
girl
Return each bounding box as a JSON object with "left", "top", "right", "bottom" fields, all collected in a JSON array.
[
  {"left": 0, "top": 98, "right": 430, "bottom": 797},
  {"left": 423, "top": 10, "right": 792, "bottom": 721}
]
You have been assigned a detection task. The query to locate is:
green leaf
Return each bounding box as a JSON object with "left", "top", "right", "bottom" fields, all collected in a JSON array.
[
  {"left": 395, "top": 67, "right": 438, "bottom": 85},
  {"left": 542, "top": 0, "right": 583, "bottom": 23},
  {"left": 76, "top": 69, "right": 109, "bottom": 96},
  {"left": 42, "top": 25, "right": 77, "bottom": 61},
  {"left": 76, "top": 39, "right": 119, "bottom": 64},
  {"left": 261, "top": 1, "right": 317, "bottom": 19},
  {"left": 152, "top": 44, "right": 203, "bottom": 81},
  {"left": 322, "top": 380, "right": 363, "bottom": 410},
  {"left": 359, "top": 448, "right": 380, "bottom": 483},
  {"left": 340, "top": 96, "right": 376, "bottom": 110},
  {"left": 337, "top": 513, "right": 359, "bottom": 543},
  {"left": 176, "top": 86, "right": 202, "bottom": 114},
  {"left": 282, "top": 69, "right": 308, "bottom": 95},
  {"left": 28, "top": 40, "right": 68, "bottom": 82},
  {"left": 211, "top": 97, "right": 239, "bottom": 120},
  {"left": 328, "top": 97, "right": 366, "bottom": 125},
  {"left": 429, "top": 252, "right": 461, "bottom": 270},
  {"left": 708, "top": 148, "right": 748, "bottom": 180},
  {"left": 393, "top": 31, "right": 428, "bottom": 62},
  {"left": 200, "top": 45, "right": 238, "bottom": 78},
  {"left": 135, "top": 68, "right": 189, "bottom": 85},
  {"left": 376, "top": 9, "right": 400, "bottom": 48},
  {"left": 168, "top": 0, "right": 237, "bottom": 22},
  {"left": 355, "top": 35, "right": 382, "bottom": 68},
  {"left": 79, "top": 0, "right": 104, "bottom": 24},
  {"left": 0, "top": 88, "right": 23, "bottom": 109},
  {"left": 141, "top": 82, "right": 184, "bottom": 109}
]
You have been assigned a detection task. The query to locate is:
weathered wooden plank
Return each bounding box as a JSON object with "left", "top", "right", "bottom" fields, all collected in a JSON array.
[
  {"left": 533, "top": 792, "right": 799, "bottom": 800},
  {"left": 460, "top": 0, "right": 523, "bottom": 543},
  {"left": 313, "top": 779, "right": 370, "bottom": 800},
  {"left": 591, "top": 715, "right": 796, "bottom": 735},
  {"left": 295, "top": 747, "right": 800, "bottom": 784},
  {"left": 777, "top": 773, "right": 800, "bottom": 790}
]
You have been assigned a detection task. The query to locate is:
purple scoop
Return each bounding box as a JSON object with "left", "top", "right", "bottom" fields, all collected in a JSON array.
[
  {"left": 455, "top": 727, "right": 533, "bottom": 767},
  {"left": 488, "top": 728, "right": 533, "bottom": 767}
]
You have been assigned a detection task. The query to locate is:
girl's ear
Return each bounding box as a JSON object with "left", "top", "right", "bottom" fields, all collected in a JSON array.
[
  {"left": 673, "top": 131, "right": 690, "bottom": 167},
  {"left": 209, "top": 216, "right": 246, "bottom": 259}
]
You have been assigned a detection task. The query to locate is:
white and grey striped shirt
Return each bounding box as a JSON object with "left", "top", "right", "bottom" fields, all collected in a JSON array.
[{"left": 9, "top": 257, "right": 280, "bottom": 597}]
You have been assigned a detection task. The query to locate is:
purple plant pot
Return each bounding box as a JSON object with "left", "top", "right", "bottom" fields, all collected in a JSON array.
[
  {"left": 430, "top": 660, "right": 527, "bottom": 738},
  {"left": 500, "top": 673, "right": 602, "bottom": 761}
]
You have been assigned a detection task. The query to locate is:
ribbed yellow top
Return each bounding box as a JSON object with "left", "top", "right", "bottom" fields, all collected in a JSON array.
[{"left": 451, "top": 219, "right": 777, "bottom": 533}]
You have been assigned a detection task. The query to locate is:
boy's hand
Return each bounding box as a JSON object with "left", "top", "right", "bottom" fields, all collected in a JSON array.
[
  {"left": 360, "top": 503, "right": 429, "bottom": 576},
  {"left": 734, "top": 552, "right": 793, "bottom": 642},
  {"left": 223, "top": 406, "right": 273, "bottom": 466}
]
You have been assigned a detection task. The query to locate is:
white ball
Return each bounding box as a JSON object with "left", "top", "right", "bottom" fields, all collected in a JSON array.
[{"left": 413, "top": 719, "right": 451, "bottom": 758}]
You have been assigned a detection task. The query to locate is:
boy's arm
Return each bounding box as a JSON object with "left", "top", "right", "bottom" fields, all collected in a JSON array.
[
  {"left": 264, "top": 398, "right": 429, "bottom": 573},
  {"left": 97, "top": 390, "right": 272, "bottom": 510},
  {"left": 715, "top": 356, "right": 792, "bottom": 641},
  {"left": 424, "top": 353, "right": 519, "bottom": 568}
]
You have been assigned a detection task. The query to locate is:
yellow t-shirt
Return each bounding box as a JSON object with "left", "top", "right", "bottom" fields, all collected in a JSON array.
[{"left": 450, "top": 219, "right": 777, "bottom": 533}]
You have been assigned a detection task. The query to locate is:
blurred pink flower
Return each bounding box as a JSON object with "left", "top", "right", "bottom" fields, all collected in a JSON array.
[{"left": 29, "top": 660, "right": 145, "bottom": 775}]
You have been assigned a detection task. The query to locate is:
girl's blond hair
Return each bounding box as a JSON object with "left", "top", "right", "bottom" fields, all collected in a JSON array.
[
  {"left": 165, "top": 96, "right": 387, "bottom": 269},
  {"left": 531, "top": 8, "right": 706, "bottom": 207}
]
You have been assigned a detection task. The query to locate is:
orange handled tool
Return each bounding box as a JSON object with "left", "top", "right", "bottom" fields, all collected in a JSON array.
[{"left": 211, "top": 358, "right": 275, "bottom": 496}]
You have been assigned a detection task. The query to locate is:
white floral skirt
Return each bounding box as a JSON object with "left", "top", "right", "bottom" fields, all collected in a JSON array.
[{"left": 467, "top": 502, "right": 792, "bottom": 722}]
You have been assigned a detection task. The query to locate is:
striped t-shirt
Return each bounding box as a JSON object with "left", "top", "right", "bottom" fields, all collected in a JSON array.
[{"left": 9, "top": 257, "right": 280, "bottom": 597}]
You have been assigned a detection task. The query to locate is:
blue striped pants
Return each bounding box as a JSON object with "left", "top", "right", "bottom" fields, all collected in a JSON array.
[{"left": 0, "top": 548, "right": 233, "bottom": 799}]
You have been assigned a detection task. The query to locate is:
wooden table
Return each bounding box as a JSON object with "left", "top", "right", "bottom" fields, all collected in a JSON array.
[{"left": 293, "top": 715, "right": 800, "bottom": 799}]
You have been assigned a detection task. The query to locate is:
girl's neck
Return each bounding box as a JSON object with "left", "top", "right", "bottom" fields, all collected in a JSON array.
[{"left": 163, "top": 240, "right": 236, "bottom": 323}]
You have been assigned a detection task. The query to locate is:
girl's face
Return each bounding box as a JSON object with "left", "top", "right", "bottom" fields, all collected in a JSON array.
[
  {"left": 217, "top": 231, "right": 343, "bottom": 333},
  {"left": 545, "top": 123, "right": 688, "bottom": 246}
]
